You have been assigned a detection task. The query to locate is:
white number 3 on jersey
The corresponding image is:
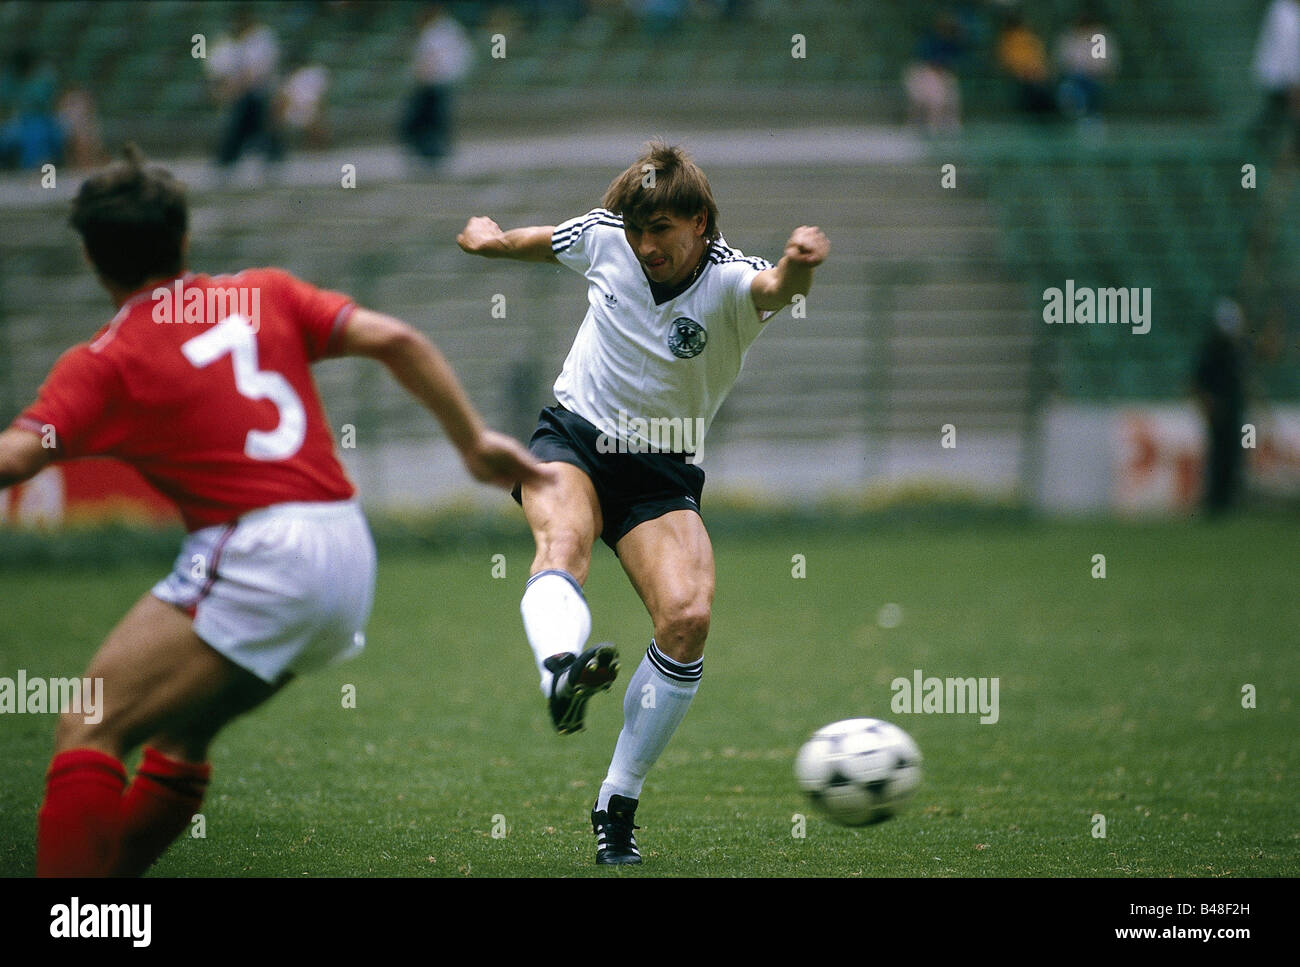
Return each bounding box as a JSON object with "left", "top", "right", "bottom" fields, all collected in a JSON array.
[{"left": 182, "top": 314, "right": 307, "bottom": 461}]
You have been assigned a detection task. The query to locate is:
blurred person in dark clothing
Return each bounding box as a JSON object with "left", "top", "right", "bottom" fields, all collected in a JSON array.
[
  {"left": 0, "top": 49, "right": 63, "bottom": 170},
  {"left": 401, "top": 4, "right": 474, "bottom": 163},
  {"left": 1192, "top": 299, "right": 1249, "bottom": 513}
]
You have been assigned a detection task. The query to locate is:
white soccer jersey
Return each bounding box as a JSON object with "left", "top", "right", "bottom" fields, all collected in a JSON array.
[{"left": 551, "top": 208, "right": 774, "bottom": 461}]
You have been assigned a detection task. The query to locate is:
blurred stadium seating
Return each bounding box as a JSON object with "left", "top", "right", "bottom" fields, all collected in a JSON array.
[
  {"left": 1, "top": 0, "right": 1296, "bottom": 512},
  {"left": 0, "top": 0, "right": 1269, "bottom": 141}
]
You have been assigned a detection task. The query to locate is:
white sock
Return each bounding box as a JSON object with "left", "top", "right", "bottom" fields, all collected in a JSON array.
[
  {"left": 520, "top": 569, "right": 592, "bottom": 696},
  {"left": 597, "top": 641, "right": 702, "bottom": 810}
]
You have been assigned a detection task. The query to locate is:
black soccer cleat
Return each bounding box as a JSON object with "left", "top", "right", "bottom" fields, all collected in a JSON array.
[
  {"left": 545, "top": 644, "right": 619, "bottom": 735},
  {"left": 592, "top": 795, "right": 642, "bottom": 866}
]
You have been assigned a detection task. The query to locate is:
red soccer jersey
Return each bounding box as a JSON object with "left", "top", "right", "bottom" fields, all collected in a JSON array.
[{"left": 14, "top": 268, "right": 358, "bottom": 531}]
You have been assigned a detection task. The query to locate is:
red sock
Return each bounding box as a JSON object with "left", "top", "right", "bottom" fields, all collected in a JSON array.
[
  {"left": 36, "top": 748, "right": 128, "bottom": 877},
  {"left": 110, "top": 747, "right": 211, "bottom": 877}
]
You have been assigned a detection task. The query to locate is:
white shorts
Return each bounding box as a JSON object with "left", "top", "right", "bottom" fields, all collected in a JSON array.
[{"left": 152, "top": 500, "right": 377, "bottom": 684}]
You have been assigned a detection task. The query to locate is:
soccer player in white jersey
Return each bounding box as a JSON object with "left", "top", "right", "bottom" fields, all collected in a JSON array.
[{"left": 457, "top": 141, "right": 828, "bottom": 865}]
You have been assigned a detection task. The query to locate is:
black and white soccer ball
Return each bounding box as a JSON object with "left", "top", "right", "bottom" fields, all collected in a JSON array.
[{"left": 794, "top": 718, "right": 923, "bottom": 826}]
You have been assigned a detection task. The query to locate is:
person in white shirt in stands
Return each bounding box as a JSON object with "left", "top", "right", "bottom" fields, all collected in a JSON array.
[
  {"left": 1251, "top": 0, "right": 1300, "bottom": 153},
  {"left": 1054, "top": 9, "right": 1119, "bottom": 122},
  {"left": 401, "top": 3, "right": 474, "bottom": 162},
  {"left": 208, "top": 7, "right": 284, "bottom": 176}
]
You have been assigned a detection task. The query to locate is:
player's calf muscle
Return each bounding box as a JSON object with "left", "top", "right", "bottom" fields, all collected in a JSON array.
[
  {"left": 523, "top": 493, "right": 597, "bottom": 579},
  {"left": 522, "top": 471, "right": 601, "bottom": 580},
  {"left": 529, "top": 532, "right": 593, "bottom": 582}
]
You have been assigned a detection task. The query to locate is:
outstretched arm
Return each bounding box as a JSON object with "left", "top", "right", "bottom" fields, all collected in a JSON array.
[
  {"left": 0, "top": 427, "right": 53, "bottom": 490},
  {"left": 336, "top": 307, "right": 550, "bottom": 490},
  {"left": 750, "top": 225, "right": 830, "bottom": 313},
  {"left": 457, "top": 216, "right": 558, "bottom": 263}
]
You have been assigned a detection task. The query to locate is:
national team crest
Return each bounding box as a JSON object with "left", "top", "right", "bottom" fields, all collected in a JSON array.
[{"left": 668, "top": 317, "right": 707, "bottom": 358}]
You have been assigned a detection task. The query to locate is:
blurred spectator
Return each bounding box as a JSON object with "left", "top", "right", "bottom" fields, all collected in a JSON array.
[
  {"left": 640, "top": 0, "right": 688, "bottom": 38},
  {"left": 1055, "top": 8, "right": 1119, "bottom": 121},
  {"left": 207, "top": 7, "right": 285, "bottom": 174},
  {"left": 521, "top": 0, "right": 588, "bottom": 24},
  {"left": 709, "top": 0, "right": 750, "bottom": 20},
  {"left": 951, "top": 0, "right": 995, "bottom": 50},
  {"left": 1192, "top": 298, "right": 1248, "bottom": 514},
  {"left": 278, "top": 61, "right": 331, "bottom": 150},
  {"left": 55, "top": 84, "right": 107, "bottom": 170},
  {"left": 401, "top": 4, "right": 474, "bottom": 163},
  {"left": 996, "top": 12, "right": 1057, "bottom": 116},
  {"left": 1249, "top": 0, "right": 1300, "bottom": 155},
  {"left": 903, "top": 14, "right": 966, "bottom": 135},
  {"left": 0, "top": 49, "right": 63, "bottom": 170}
]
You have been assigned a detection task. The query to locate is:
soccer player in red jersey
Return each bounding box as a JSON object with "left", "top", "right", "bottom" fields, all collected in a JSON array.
[{"left": 0, "top": 146, "right": 548, "bottom": 876}]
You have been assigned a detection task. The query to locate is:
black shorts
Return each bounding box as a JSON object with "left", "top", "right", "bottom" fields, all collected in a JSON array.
[{"left": 513, "top": 404, "right": 705, "bottom": 550}]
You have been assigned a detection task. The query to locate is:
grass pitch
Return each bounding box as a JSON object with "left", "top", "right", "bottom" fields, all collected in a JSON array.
[{"left": 0, "top": 514, "right": 1295, "bottom": 877}]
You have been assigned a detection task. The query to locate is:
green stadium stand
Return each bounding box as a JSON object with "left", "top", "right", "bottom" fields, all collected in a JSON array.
[{"left": 1, "top": 0, "right": 1295, "bottom": 457}]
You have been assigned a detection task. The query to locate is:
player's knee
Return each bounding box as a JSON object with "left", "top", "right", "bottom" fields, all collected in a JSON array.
[
  {"left": 657, "top": 601, "right": 710, "bottom": 658},
  {"left": 52, "top": 712, "right": 86, "bottom": 752},
  {"left": 52, "top": 710, "right": 121, "bottom": 757},
  {"left": 148, "top": 732, "right": 212, "bottom": 764}
]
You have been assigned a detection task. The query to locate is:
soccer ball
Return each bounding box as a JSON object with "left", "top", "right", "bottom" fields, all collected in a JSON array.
[{"left": 794, "top": 718, "right": 922, "bottom": 826}]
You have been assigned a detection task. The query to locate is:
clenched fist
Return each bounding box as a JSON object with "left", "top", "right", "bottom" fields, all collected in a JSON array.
[
  {"left": 457, "top": 216, "right": 504, "bottom": 255},
  {"left": 783, "top": 225, "right": 830, "bottom": 267}
]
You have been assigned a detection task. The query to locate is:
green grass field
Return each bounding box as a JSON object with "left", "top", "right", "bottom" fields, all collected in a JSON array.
[{"left": 0, "top": 514, "right": 1295, "bottom": 877}]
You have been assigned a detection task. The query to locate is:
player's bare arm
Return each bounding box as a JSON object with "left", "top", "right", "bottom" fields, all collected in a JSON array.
[
  {"left": 0, "top": 427, "right": 53, "bottom": 490},
  {"left": 457, "top": 216, "right": 558, "bottom": 263},
  {"left": 750, "top": 225, "right": 831, "bottom": 313},
  {"left": 337, "top": 307, "right": 550, "bottom": 489}
]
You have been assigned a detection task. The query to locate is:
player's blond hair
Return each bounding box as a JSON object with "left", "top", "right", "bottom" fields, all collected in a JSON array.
[{"left": 602, "top": 141, "right": 720, "bottom": 240}]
